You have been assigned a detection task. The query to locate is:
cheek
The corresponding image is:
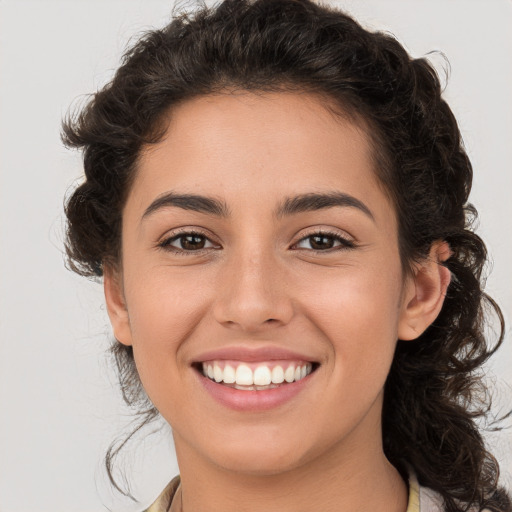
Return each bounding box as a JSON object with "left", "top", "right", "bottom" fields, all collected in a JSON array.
[
  {"left": 302, "top": 267, "right": 403, "bottom": 377},
  {"left": 126, "top": 266, "right": 207, "bottom": 338},
  {"left": 122, "top": 269, "right": 211, "bottom": 391}
]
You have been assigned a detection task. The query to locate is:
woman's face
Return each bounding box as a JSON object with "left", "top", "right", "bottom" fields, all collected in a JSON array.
[{"left": 107, "top": 91, "right": 418, "bottom": 475}]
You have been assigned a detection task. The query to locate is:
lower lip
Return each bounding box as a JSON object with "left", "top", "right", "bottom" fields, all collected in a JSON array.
[{"left": 197, "top": 371, "right": 315, "bottom": 412}]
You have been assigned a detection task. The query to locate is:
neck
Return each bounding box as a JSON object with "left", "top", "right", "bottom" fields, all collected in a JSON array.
[{"left": 172, "top": 405, "right": 408, "bottom": 512}]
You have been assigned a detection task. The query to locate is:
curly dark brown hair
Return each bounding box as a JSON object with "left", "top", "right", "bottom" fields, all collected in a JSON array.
[{"left": 62, "top": 0, "right": 511, "bottom": 510}]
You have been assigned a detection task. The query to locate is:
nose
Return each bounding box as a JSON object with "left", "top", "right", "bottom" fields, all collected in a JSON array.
[{"left": 212, "top": 245, "right": 294, "bottom": 332}]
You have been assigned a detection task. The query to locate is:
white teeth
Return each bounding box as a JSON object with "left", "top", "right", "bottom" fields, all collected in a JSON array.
[
  {"left": 235, "top": 364, "right": 253, "bottom": 386},
  {"left": 213, "top": 363, "right": 223, "bottom": 383},
  {"left": 223, "top": 364, "right": 236, "bottom": 384},
  {"left": 253, "top": 366, "right": 272, "bottom": 386},
  {"left": 271, "top": 366, "right": 284, "bottom": 384},
  {"left": 201, "top": 361, "right": 314, "bottom": 387},
  {"left": 284, "top": 366, "right": 295, "bottom": 383}
]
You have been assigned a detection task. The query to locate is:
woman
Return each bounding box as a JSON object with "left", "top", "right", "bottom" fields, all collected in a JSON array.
[{"left": 62, "top": 0, "right": 511, "bottom": 511}]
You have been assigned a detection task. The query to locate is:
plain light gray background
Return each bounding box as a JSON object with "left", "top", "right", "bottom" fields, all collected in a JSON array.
[{"left": 0, "top": 1, "right": 511, "bottom": 511}]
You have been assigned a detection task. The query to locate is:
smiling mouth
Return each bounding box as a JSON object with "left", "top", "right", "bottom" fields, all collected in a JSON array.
[{"left": 194, "top": 360, "right": 319, "bottom": 391}]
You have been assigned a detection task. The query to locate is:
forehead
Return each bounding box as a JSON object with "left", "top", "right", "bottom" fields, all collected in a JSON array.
[{"left": 130, "top": 91, "right": 393, "bottom": 222}]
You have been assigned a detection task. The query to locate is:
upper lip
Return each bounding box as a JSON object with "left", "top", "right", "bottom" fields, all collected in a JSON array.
[{"left": 192, "top": 346, "right": 319, "bottom": 364}]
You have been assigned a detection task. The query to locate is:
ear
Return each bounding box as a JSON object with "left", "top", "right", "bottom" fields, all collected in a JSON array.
[
  {"left": 398, "top": 241, "right": 452, "bottom": 341},
  {"left": 103, "top": 265, "right": 133, "bottom": 346}
]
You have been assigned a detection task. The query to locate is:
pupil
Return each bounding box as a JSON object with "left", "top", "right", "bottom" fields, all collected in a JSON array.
[
  {"left": 181, "top": 235, "right": 205, "bottom": 250},
  {"left": 311, "top": 235, "right": 334, "bottom": 250}
]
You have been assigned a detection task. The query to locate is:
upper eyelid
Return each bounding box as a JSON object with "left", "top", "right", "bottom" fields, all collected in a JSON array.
[
  {"left": 292, "top": 231, "right": 355, "bottom": 250},
  {"left": 158, "top": 227, "right": 219, "bottom": 244},
  {"left": 158, "top": 226, "right": 353, "bottom": 239},
  {"left": 293, "top": 227, "right": 355, "bottom": 243},
  {"left": 157, "top": 232, "right": 219, "bottom": 254},
  {"left": 158, "top": 227, "right": 355, "bottom": 250}
]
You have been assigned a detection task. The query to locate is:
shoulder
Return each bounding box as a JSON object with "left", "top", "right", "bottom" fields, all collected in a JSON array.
[
  {"left": 143, "top": 475, "right": 181, "bottom": 512},
  {"left": 409, "top": 471, "right": 493, "bottom": 512},
  {"left": 408, "top": 471, "right": 444, "bottom": 512},
  {"left": 418, "top": 484, "right": 446, "bottom": 512},
  {"left": 420, "top": 486, "right": 493, "bottom": 512}
]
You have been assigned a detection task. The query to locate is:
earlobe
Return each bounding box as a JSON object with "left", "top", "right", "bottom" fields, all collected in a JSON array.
[
  {"left": 398, "top": 241, "right": 452, "bottom": 341},
  {"left": 103, "top": 266, "right": 133, "bottom": 346}
]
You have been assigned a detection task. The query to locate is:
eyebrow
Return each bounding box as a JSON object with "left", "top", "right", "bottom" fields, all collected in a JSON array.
[
  {"left": 275, "top": 192, "right": 374, "bottom": 220},
  {"left": 142, "top": 192, "right": 230, "bottom": 219},
  {"left": 141, "top": 190, "right": 374, "bottom": 221}
]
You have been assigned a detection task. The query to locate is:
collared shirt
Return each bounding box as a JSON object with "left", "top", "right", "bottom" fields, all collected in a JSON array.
[{"left": 143, "top": 471, "right": 460, "bottom": 512}]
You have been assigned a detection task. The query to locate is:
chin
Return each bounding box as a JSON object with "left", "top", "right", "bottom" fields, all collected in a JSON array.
[
  {"left": 202, "top": 428, "right": 317, "bottom": 476},
  {"left": 213, "top": 450, "right": 306, "bottom": 477}
]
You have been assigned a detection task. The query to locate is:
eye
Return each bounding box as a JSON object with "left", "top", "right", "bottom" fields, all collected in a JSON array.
[
  {"left": 158, "top": 231, "right": 218, "bottom": 253},
  {"left": 293, "top": 231, "right": 355, "bottom": 251}
]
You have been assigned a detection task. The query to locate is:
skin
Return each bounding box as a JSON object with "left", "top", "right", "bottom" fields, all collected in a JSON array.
[{"left": 104, "top": 91, "right": 451, "bottom": 512}]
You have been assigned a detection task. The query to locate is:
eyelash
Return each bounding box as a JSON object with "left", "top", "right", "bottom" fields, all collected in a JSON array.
[
  {"left": 157, "top": 229, "right": 356, "bottom": 255},
  {"left": 293, "top": 230, "right": 356, "bottom": 252},
  {"left": 157, "top": 230, "right": 218, "bottom": 255}
]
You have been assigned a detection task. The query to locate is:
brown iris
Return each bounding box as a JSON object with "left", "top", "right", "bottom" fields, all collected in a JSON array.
[
  {"left": 308, "top": 235, "right": 335, "bottom": 250},
  {"left": 179, "top": 234, "right": 206, "bottom": 250}
]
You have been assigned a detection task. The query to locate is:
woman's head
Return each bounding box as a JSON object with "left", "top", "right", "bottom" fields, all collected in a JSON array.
[
  {"left": 63, "top": 0, "right": 508, "bottom": 509},
  {"left": 101, "top": 88, "right": 452, "bottom": 476}
]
